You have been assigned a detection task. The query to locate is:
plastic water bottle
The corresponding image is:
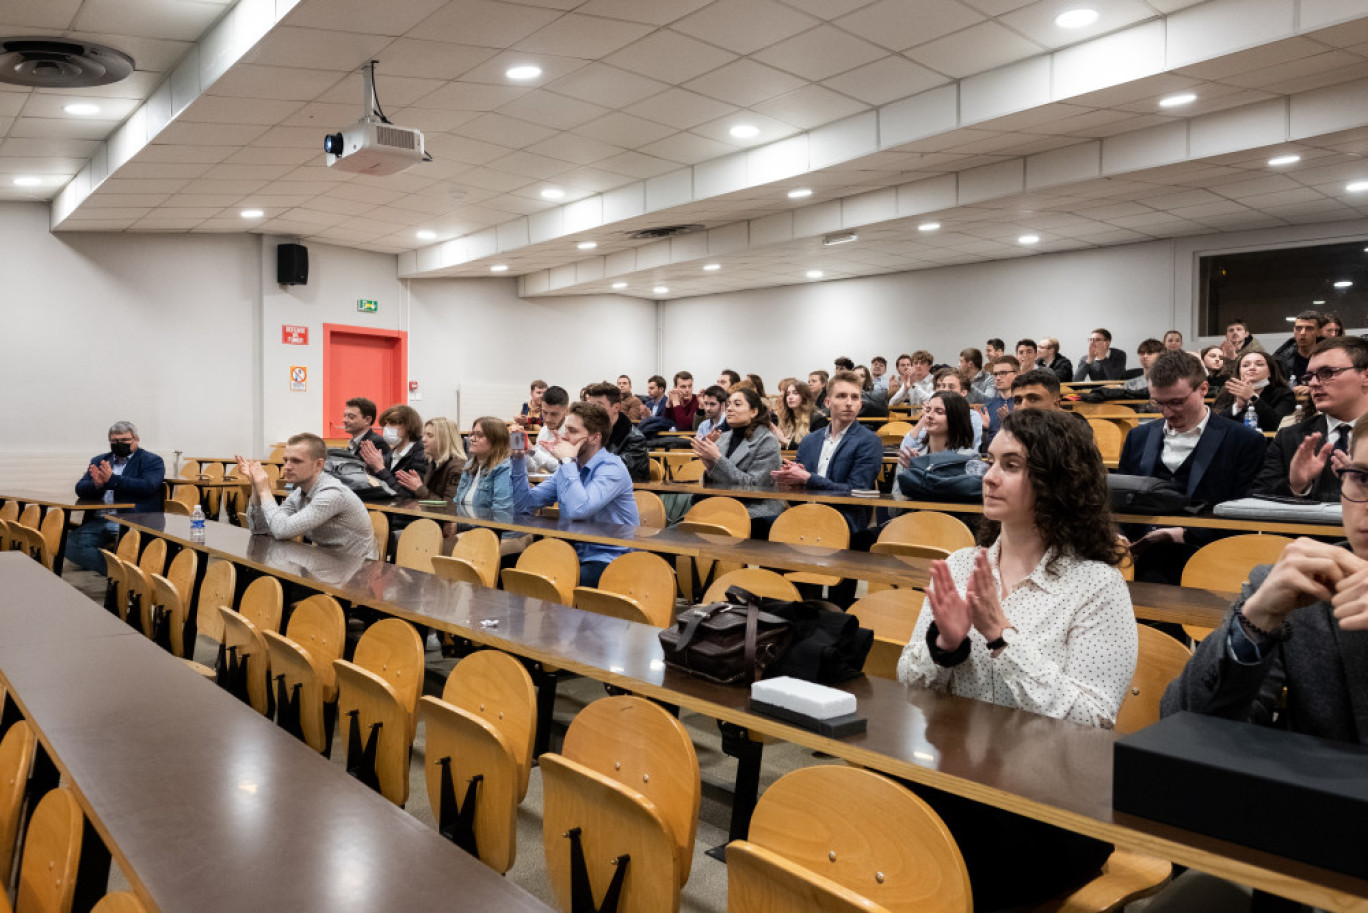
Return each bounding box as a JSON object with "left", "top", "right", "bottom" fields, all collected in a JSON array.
[
  {"left": 1244, "top": 403, "right": 1258, "bottom": 429},
  {"left": 190, "top": 504, "right": 206, "bottom": 544},
  {"left": 1292, "top": 403, "right": 1305, "bottom": 426}
]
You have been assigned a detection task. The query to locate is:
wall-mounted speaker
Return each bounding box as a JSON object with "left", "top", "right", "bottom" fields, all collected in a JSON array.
[{"left": 277, "top": 243, "right": 308, "bottom": 286}]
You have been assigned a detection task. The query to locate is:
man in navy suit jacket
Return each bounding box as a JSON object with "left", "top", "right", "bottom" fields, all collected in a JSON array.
[
  {"left": 1118, "top": 351, "right": 1267, "bottom": 583},
  {"left": 69, "top": 420, "right": 166, "bottom": 573}
]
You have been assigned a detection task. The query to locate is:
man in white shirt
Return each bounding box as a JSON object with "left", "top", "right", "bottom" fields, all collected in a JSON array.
[
  {"left": 887, "top": 351, "right": 934, "bottom": 407},
  {"left": 525, "top": 385, "right": 570, "bottom": 474},
  {"left": 869, "top": 355, "right": 889, "bottom": 393}
]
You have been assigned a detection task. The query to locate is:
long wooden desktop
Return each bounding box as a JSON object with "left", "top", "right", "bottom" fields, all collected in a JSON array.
[{"left": 112, "top": 514, "right": 1368, "bottom": 910}]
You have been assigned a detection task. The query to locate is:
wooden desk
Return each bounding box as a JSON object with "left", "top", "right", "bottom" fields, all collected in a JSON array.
[
  {"left": 0, "top": 490, "right": 137, "bottom": 575},
  {"left": 110, "top": 518, "right": 1368, "bottom": 911},
  {"left": 0, "top": 554, "right": 551, "bottom": 913}
]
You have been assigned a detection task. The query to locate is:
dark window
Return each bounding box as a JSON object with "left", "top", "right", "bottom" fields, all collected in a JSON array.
[{"left": 1200, "top": 240, "right": 1367, "bottom": 334}]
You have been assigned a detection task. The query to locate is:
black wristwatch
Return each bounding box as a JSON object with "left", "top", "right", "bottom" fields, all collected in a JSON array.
[{"left": 984, "top": 627, "right": 1017, "bottom": 652}]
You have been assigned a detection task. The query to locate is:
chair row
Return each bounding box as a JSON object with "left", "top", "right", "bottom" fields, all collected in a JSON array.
[{"left": 0, "top": 503, "right": 63, "bottom": 572}]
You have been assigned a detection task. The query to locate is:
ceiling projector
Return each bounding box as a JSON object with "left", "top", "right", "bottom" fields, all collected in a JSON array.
[{"left": 324, "top": 120, "right": 424, "bottom": 176}]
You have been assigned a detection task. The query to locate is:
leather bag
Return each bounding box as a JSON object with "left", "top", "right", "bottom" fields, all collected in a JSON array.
[{"left": 658, "top": 587, "right": 792, "bottom": 684}]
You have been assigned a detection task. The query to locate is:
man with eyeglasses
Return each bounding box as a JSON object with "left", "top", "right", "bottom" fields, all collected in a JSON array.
[
  {"left": 981, "top": 355, "right": 1019, "bottom": 450},
  {"left": 1118, "top": 351, "right": 1267, "bottom": 582},
  {"left": 1073, "top": 328, "right": 1128, "bottom": 382},
  {"left": 69, "top": 421, "right": 166, "bottom": 574},
  {"left": 1162, "top": 409, "right": 1368, "bottom": 746},
  {"left": 1254, "top": 337, "right": 1368, "bottom": 502}
]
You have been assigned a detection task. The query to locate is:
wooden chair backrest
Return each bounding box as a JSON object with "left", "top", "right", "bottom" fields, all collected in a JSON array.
[
  {"left": 443, "top": 650, "right": 537, "bottom": 798},
  {"left": 395, "top": 518, "right": 443, "bottom": 571},
  {"left": 268, "top": 443, "right": 286, "bottom": 462},
  {"left": 285, "top": 595, "right": 347, "bottom": 697},
  {"left": 194, "top": 560, "right": 237, "bottom": 644},
  {"left": 431, "top": 556, "right": 488, "bottom": 588},
  {"left": 730, "top": 765, "right": 971, "bottom": 913},
  {"left": 848, "top": 589, "right": 925, "bottom": 680},
  {"left": 450, "top": 528, "right": 500, "bottom": 588},
  {"left": 36, "top": 509, "right": 65, "bottom": 569},
  {"left": 875, "top": 511, "right": 975, "bottom": 553},
  {"left": 351, "top": 618, "right": 425, "bottom": 738},
  {"left": 16, "top": 505, "right": 39, "bottom": 531},
  {"left": 179, "top": 460, "right": 201, "bottom": 479},
  {"left": 704, "top": 568, "right": 801, "bottom": 603},
  {"left": 515, "top": 538, "right": 580, "bottom": 603},
  {"left": 150, "top": 575, "right": 190, "bottom": 657},
  {"left": 262, "top": 596, "right": 346, "bottom": 754},
  {"left": 633, "top": 490, "right": 667, "bottom": 529},
  {"left": 501, "top": 569, "right": 568, "bottom": 606},
  {"left": 237, "top": 575, "right": 284, "bottom": 635},
  {"left": 121, "top": 561, "right": 155, "bottom": 626},
  {"left": 560, "top": 696, "right": 700, "bottom": 885},
  {"left": 0, "top": 519, "right": 13, "bottom": 553},
  {"left": 332, "top": 659, "right": 413, "bottom": 807},
  {"left": 672, "top": 460, "right": 706, "bottom": 482},
  {"left": 89, "top": 893, "right": 147, "bottom": 913},
  {"left": 680, "top": 497, "right": 750, "bottom": 538},
  {"left": 368, "top": 510, "right": 389, "bottom": 562},
  {"left": 14, "top": 787, "right": 84, "bottom": 913},
  {"left": 769, "top": 503, "right": 849, "bottom": 549},
  {"left": 573, "top": 588, "right": 654, "bottom": 626},
  {"left": 1115, "top": 626, "right": 1192, "bottom": 734},
  {"left": 163, "top": 501, "right": 191, "bottom": 517},
  {"left": 115, "top": 529, "right": 140, "bottom": 562},
  {"left": 220, "top": 607, "right": 273, "bottom": 716},
  {"left": 169, "top": 485, "right": 199, "bottom": 511},
  {"left": 593, "top": 552, "right": 677, "bottom": 627},
  {"left": 1071, "top": 403, "right": 1136, "bottom": 418},
  {"left": 137, "top": 537, "right": 167, "bottom": 577},
  {"left": 1180, "top": 534, "right": 1293, "bottom": 591},
  {"left": 876, "top": 421, "right": 914, "bottom": 438},
  {"left": 649, "top": 458, "right": 666, "bottom": 482},
  {"left": 0, "top": 720, "right": 36, "bottom": 887},
  {"left": 0, "top": 502, "right": 16, "bottom": 523},
  {"left": 1087, "top": 419, "right": 1124, "bottom": 462},
  {"left": 164, "top": 548, "right": 198, "bottom": 606}
]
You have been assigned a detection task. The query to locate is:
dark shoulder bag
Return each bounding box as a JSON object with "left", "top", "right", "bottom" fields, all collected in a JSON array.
[{"left": 658, "top": 587, "right": 791, "bottom": 684}]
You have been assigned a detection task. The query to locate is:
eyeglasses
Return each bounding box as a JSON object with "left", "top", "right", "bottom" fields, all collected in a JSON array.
[
  {"left": 1337, "top": 466, "right": 1368, "bottom": 502},
  {"left": 1152, "top": 388, "right": 1198, "bottom": 410},
  {"left": 991, "top": 370, "right": 1016, "bottom": 377},
  {"left": 1306, "top": 366, "right": 1357, "bottom": 384}
]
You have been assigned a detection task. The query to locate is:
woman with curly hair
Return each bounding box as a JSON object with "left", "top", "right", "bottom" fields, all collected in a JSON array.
[
  {"left": 896, "top": 407, "right": 1137, "bottom": 908},
  {"left": 771, "top": 377, "right": 823, "bottom": 447}
]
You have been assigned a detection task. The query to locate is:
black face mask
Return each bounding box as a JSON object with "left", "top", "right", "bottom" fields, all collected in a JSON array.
[{"left": 109, "top": 441, "right": 133, "bottom": 458}]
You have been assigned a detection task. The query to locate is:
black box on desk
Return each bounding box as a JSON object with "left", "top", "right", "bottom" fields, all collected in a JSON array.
[{"left": 1114, "top": 712, "right": 1368, "bottom": 879}]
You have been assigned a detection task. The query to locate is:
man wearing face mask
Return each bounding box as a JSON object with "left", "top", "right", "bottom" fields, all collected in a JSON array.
[{"left": 68, "top": 420, "right": 166, "bottom": 574}]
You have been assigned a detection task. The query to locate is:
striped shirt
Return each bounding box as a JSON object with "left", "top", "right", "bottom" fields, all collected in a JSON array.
[{"left": 247, "top": 472, "right": 375, "bottom": 560}]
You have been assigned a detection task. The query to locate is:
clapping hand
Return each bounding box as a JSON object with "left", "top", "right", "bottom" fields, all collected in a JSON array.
[
  {"left": 394, "top": 468, "right": 422, "bottom": 492},
  {"left": 358, "top": 439, "right": 385, "bottom": 472},
  {"left": 88, "top": 460, "right": 113, "bottom": 487},
  {"left": 1288, "top": 432, "right": 1335, "bottom": 493},
  {"left": 690, "top": 433, "right": 720, "bottom": 468}
]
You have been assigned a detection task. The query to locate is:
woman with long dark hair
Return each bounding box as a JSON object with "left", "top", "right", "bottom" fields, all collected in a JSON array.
[
  {"left": 1211, "top": 349, "right": 1294, "bottom": 431},
  {"left": 691, "top": 386, "right": 783, "bottom": 520}
]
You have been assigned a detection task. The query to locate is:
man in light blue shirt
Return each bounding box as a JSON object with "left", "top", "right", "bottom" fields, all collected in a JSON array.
[{"left": 510, "top": 401, "right": 639, "bottom": 587}]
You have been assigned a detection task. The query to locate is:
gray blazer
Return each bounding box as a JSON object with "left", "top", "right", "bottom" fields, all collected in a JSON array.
[
  {"left": 705, "top": 425, "right": 783, "bottom": 518},
  {"left": 1161, "top": 563, "right": 1368, "bottom": 744}
]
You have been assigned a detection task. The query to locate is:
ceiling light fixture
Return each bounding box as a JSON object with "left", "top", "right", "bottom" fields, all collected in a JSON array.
[
  {"left": 703, "top": 263, "right": 720, "bottom": 271},
  {"left": 240, "top": 209, "right": 263, "bottom": 218},
  {"left": 576, "top": 241, "right": 597, "bottom": 250},
  {"left": 1313, "top": 299, "right": 1327, "bottom": 304},
  {"left": 729, "top": 124, "right": 760, "bottom": 139},
  {"left": 1347, "top": 181, "right": 1368, "bottom": 193},
  {"left": 490, "top": 264, "right": 508, "bottom": 272},
  {"left": 1267, "top": 154, "right": 1300, "bottom": 167},
  {"left": 1334, "top": 280, "right": 1353, "bottom": 288},
  {"left": 1159, "top": 92, "right": 1196, "bottom": 108},
  {"left": 416, "top": 230, "right": 436, "bottom": 240},
  {"left": 1054, "top": 8, "right": 1099, "bottom": 28},
  {"left": 653, "top": 285, "right": 669, "bottom": 294},
  {"left": 806, "top": 270, "right": 824, "bottom": 279},
  {"left": 540, "top": 188, "right": 564, "bottom": 200},
  {"left": 918, "top": 221, "right": 940, "bottom": 232},
  {"left": 506, "top": 65, "right": 541, "bottom": 80},
  {"left": 612, "top": 281, "right": 628, "bottom": 289},
  {"left": 63, "top": 102, "right": 100, "bottom": 115},
  {"left": 12, "top": 176, "right": 41, "bottom": 187},
  {"left": 787, "top": 188, "right": 812, "bottom": 199},
  {"left": 823, "top": 231, "right": 857, "bottom": 246},
  {"left": 1018, "top": 234, "right": 1040, "bottom": 245}
]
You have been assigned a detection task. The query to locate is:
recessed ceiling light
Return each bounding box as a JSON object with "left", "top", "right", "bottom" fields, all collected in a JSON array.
[
  {"left": 918, "top": 221, "right": 940, "bottom": 232},
  {"left": 703, "top": 263, "right": 721, "bottom": 271},
  {"left": 1267, "top": 154, "right": 1301, "bottom": 167},
  {"left": 1347, "top": 181, "right": 1368, "bottom": 193},
  {"left": 240, "top": 209, "right": 263, "bottom": 218},
  {"left": 612, "top": 282, "right": 628, "bottom": 289},
  {"left": 490, "top": 264, "right": 509, "bottom": 272},
  {"left": 506, "top": 65, "right": 541, "bottom": 80},
  {"left": 1159, "top": 92, "right": 1196, "bottom": 108},
  {"left": 12, "top": 176, "right": 41, "bottom": 187},
  {"left": 653, "top": 285, "right": 669, "bottom": 294},
  {"left": 416, "top": 230, "right": 436, "bottom": 240},
  {"left": 1313, "top": 299, "right": 1327, "bottom": 304},
  {"left": 540, "top": 188, "right": 565, "bottom": 200},
  {"left": 729, "top": 124, "right": 760, "bottom": 139},
  {"left": 1054, "top": 8, "right": 1099, "bottom": 28},
  {"left": 1018, "top": 234, "right": 1040, "bottom": 245},
  {"left": 576, "top": 241, "right": 597, "bottom": 250},
  {"left": 787, "top": 188, "right": 812, "bottom": 199},
  {"left": 1334, "top": 280, "right": 1353, "bottom": 288},
  {"left": 63, "top": 103, "right": 100, "bottom": 116},
  {"left": 806, "top": 270, "right": 824, "bottom": 279}
]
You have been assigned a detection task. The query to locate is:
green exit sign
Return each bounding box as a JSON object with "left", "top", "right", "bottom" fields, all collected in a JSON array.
[{"left": 357, "top": 298, "right": 379, "bottom": 313}]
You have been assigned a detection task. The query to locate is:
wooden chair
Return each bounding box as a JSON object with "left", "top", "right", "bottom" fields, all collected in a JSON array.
[
  {"left": 194, "top": 559, "right": 238, "bottom": 649},
  {"left": 727, "top": 765, "right": 971, "bottom": 913},
  {"left": 431, "top": 556, "right": 488, "bottom": 588},
  {"left": 0, "top": 519, "right": 13, "bottom": 553},
  {"left": 0, "top": 502, "right": 16, "bottom": 523},
  {"left": 1115, "top": 626, "right": 1191, "bottom": 734},
  {"left": 115, "top": 528, "right": 140, "bottom": 562},
  {"left": 0, "top": 721, "right": 36, "bottom": 891},
  {"left": 368, "top": 510, "right": 389, "bottom": 563},
  {"left": 89, "top": 894, "right": 147, "bottom": 913},
  {"left": 502, "top": 538, "right": 580, "bottom": 606},
  {"left": 870, "top": 511, "right": 975, "bottom": 590},
  {"left": 215, "top": 576, "right": 283, "bottom": 712},
  {"left": 15, "top": 505, "right": 39, "bottom": 536},
  {"left": 848, "top": 588, "right": 924, "bottom": 680},
  {"left": 703, "top": 568, "right": 801, "bottom": 603},
  {"left": 1087, "top": 419, "right": 1123, "bottom": 463},
  {"left": 97, "top": 549, "right": 125, "bottom": 614},
  {"left": 332, "top": 618, "right": 424, "bottom": 806},
  {"left": 769, "top": 503, "right": 849, "bottom": 588},
  {"left": 162, "top": 500, "right": 191, "bottom": 517},
  {"left": 876, "top": 420, "right": 914, "bottom": 447},
  {"left": 4, "top": 787, "right": 84, "bottom": 913},
  {"left": 573, "top": 551, "right": 678, "bottom": 628},
  {"left": 649, "top": 458, "right": 666, "bottom": 482},
  {"left": 33, "top": 509, "right": 65, "bottom": 571},
  {"left": 671, "top": 459, "right": 706, "bottom": 483},
  {"left": 146, "top": 547, "right": 199, "bottom": 650},
  {"left": 450, "top": 528, "right": 500, "bottom": 588},
  {"left": 678, "top": 496, "right": 750, "bottom": 537},
  {"left": 200, "top": 460, "right": 225, "bottom": 519},
  {"left": 121, "top": 559, "right": 157, "bottom": 631},
  {"left": 540, "top": 696, "right": 701, "bottom": 913},
  {"left": 169, "top": 485, "right": 199, "bottom": 514},
  {"left": 418, "top": 650, "right": 537, "bottom": 872},
  {"left": 395, "top": 518, "right": 443, "bottom": 571},
  {"left": 263, "top": 594, "right": 346, "bottom": 755},
  {"left": 137, "top": 537, "right": 167, "bottom": 577},
  {"left": 1180, "top": 534, "right": 1293, "bottom": 642},
  {"left": 633, "top": 490, "right": 667, "bottom": 529},
  {"left": 178, "top": 460, "right": 201, "bottom": 479}
]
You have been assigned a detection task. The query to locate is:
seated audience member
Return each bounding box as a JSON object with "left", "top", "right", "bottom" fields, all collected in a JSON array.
[
  {"left": 897, "top": 390, "right": 978, "bottom": 465},
  {"left": 772, "top": 377, "right": 821, "bottom": 446},
  {"left": 1074, "top": 328, "right": 1127, "bottom": 381},
  {"left": 359, "top": 404, "right": 429, "bottom": 495},
  {"left": 1118, "top": 350, "right": 1267, "bottom": 581},
  {"left": 621, "top": 395, "right": 647, "bottom": 422},
  {"left": 694, "top": 385, "right": 728, "bottom": 437},
  {"left": 745, "top": 374, "right": 768, "bottom": 400},
  {"left": 1037, "top": 336, "right": 1073, "bottom": 384},
  {"left": 1220, "top": 317, "right": 1266, "bottom": 362},
  {"left": 526, "top": 386, "right": 570, "bottom": 475},
  {"left": 771, "top": 370, "right": 883, "bottom": 535},
  {"left": 1273, "top": 310, "right": 1325, "bottom": 394},
  {"left": 888, "top": 350, "right": 935, "bottom": 407},
  {"left": 853, "top": 364, "right": 889, "bottom": 417},
  {"left": 1118, "top": 337, "right": 1164, "bottom": 395},
  {"left": 960, "top": 348, "right": 993, "bottom": 403},
  {"left": 869, "top": 355, "right": 889, "bottom": 393},
  {"left": 981, "top": 355, "right": 1018, "bottom": 445},
  {"left": 1009, "top": 371, "right": 1090, "bottom": 434},
  {"left": 1163, "top": 330, "right": 1184, "bottom": 351},
  {"left": 984, "top": 338, "right": 1005, "bottom": 361},
  {"left": 394, "top": 417, "right": 464, "bottom": 502},
  {"left": 1200, "top": 345, "right": 1229, "bottom": 392},
  {"left": 807, "top": 369, "right": 829, "bottom": 410},
  {"left": 1211, "top": 350, "right": 1295, "bottom": 432},
  {"left": 663, "top": 371, "right": 699, "bottom": 431},
  {"left": 240, "top": 433, "right": 374, "bottom": 559},
  {"left": 692, "top": 386, "right": 784, "bottom": 522},
  {"left": 584, "top": 382, "right": 650, "bottom": 482},
  {"left": 1161, "top": 410, "right": 1368, "bottom": 744},
  {"left": 898, "top": 408, "right": 1136, "bottom": 908},
  {"left": 718, "top": 369, "right": 741, "bottom": 391},
  {"left": 616, "top": 375, "right": 633, "bottom": 399},
  {"left": 834, "top": 356, "right": 855, "bottom": 373},
  {"left": 454, "top": 418, "right": 526, "bottom": 557},
  {"left": 1254, "top": 336, "right": 1368, "bottom": 501},
  {"left": 343, "top": 397, "right": 389, "bottom": 458},
  {"left": 1014, "top": 339, "right": 1038, "bottom": 371},
  {"left": 641, "top": 375, "right": 668, "bottom": 418},
  {"left": 1321, "top": 312, "right": 1345, "bottom": 338},
  {"left": 517, "top": 380, "right": 547, "bottom": 428},
  {"left": 928, "top": 368, "right": 984, "bottom": 449},
  {"left": 69, "top": 421, "right": 166, "bottom": 573},
  {"left": 511, "top": 401, "right": 638, "bottom": 587}
]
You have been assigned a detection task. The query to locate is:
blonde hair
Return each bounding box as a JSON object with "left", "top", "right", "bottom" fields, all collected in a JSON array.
[
  {"left": 424, "top": 417, "right": 466, "bottom": 466},
  {"left": 466, "top": 417, "right": 510, "bottom": 471}
]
